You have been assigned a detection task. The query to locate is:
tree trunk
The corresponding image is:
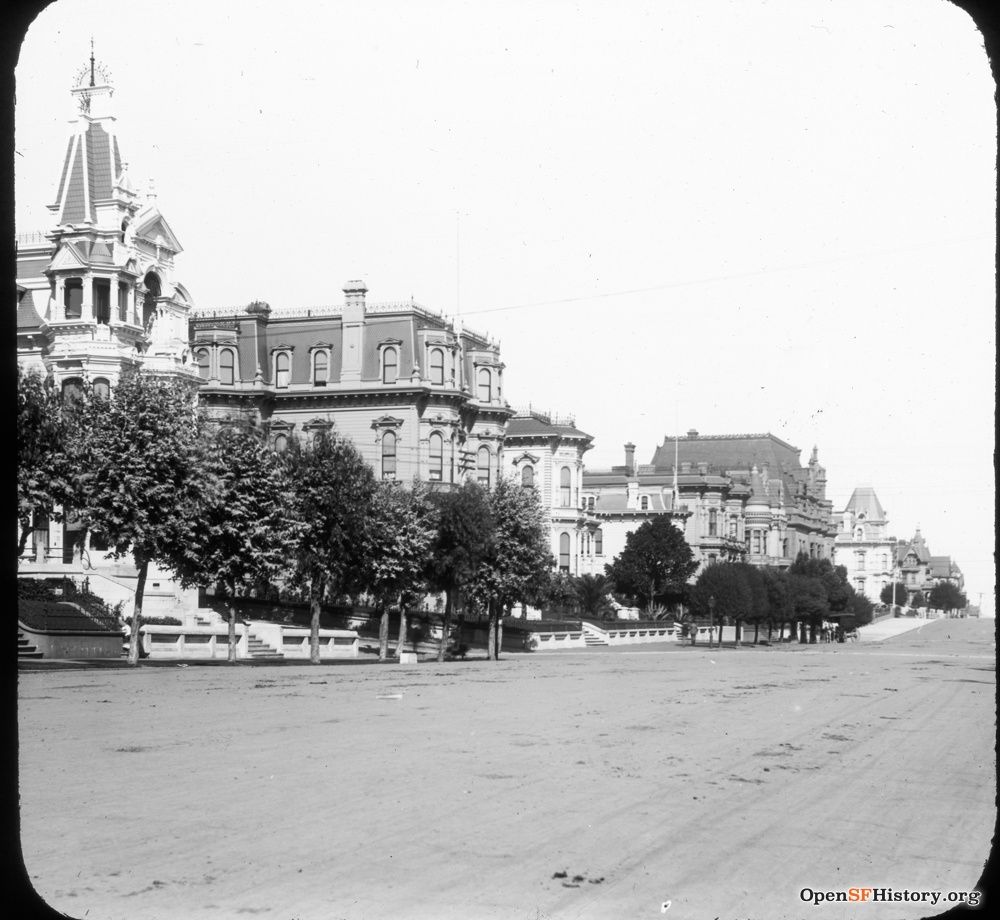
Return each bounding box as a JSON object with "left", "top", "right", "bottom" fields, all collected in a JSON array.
[
  {"left": 437, "top": 589, "right": 453, "bottom": 662},
  {"left": 809, "top": 619, "right": 818, "bottom": 644},
  {"left": 753, "top": 621, "right": 760, "bottom": 644},
  {"left": 735, "top": 619, "right": 742, "bottom": 647},
  {"left": 767, "top": 620, "right": 773, "bottom": 642},
  {"left": 396, "top": 605, "right": 408, "bottom": 658},
  {"left": 228, "top": 599, "right": 238, "bottom": 664},
  {"left": 309, "top": 578, "right": 324, "bottom": 664},
  {"left": 17, "top": 522, "right": 31, "bottom": 558},
  {"left": 127, "top": 555, "right": 149, "bottom": 665},
  {"left": 487, "top": 603, "right": 497, "bottom": 661},
  {"left": 378, "top": 605, "right": 389, "bottom": 661},
  {"left": 496, "top": 608, "right": 505, "bottom": 661}
]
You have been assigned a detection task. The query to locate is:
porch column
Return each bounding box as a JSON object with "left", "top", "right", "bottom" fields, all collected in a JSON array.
[{"left": 81, "top": 271, "right": 94, "bottom": 321}]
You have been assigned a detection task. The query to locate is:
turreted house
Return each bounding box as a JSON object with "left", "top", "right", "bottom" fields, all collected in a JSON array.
[{"left": 833, "top": 486, "right": 896, "bottom": 602}]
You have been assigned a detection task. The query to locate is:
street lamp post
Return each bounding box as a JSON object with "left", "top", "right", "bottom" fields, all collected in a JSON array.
[{"left": 708, "top": 595, "right": 716, "bottom": 649}]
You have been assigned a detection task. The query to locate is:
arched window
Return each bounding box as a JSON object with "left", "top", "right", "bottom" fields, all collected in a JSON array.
[
  {"left": 383, "top": 347, "right": 398, "bottom": 384},
  {"left": 219, "top": 349, "right": 236, "bottom": 386},
  {"left": 429, "top": 348, "right": 445, "bottom": 386},
  {"left": 274, "top": 352, "right": 290, "bottom": 389},
  {"left": 428, "top": 432, "right": 444, "bottom": 481},
  {"left": 61, "top": 378, "right": 84, "bottom": 407},
  {"left": 195, "top": 348, "right": 210, "bottom": 379},
  {"left": 595, "top": 529, "right": 603, "bottom": 556},
  {"left": 313, "top": 350, "right": 329, "bottom": 386},
  {"left": 560, "top": 467, "right": 571, "bottom": 507},
  {"left": 558, "top": 533, "right": 571, "bottom": 572},
  {"left": 382, "top": 431, "right": 397, "bottom": 479},
  {"left": 92, "top": 378, "right": 110, "bottom": 400},
  {"left": 273, "top": 434, "right": 288, "bottom": 453},
  {"left": 64, "top": 279, "right": 83, "bottom": 319},
  {"left": 477, "top": 446, "right": 491, "bottom": 488},
  {"left": 521, "top": 465, "right": 534, "bottom": 488},
  {"left": 641, "top": 495, "right": 649, "bottom": 510},
  {"left": 478, "top": 368, "right": 492, "bottom": 403}
]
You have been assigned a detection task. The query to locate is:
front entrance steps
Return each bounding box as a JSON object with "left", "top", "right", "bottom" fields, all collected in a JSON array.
[{"left": 580, "top": 622, "right": 610, "bottom": 646}]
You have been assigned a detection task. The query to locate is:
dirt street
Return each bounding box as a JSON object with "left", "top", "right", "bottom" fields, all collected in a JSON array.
[{"left": 18, "top": 618, "right": 994, "bottom": 920}]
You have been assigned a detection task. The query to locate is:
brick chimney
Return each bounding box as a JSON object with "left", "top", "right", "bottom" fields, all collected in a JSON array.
[{"left": 624, "top": 442, "right": 636, "bottom": 474}]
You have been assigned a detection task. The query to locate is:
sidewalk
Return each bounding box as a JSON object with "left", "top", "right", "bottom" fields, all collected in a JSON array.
[{"left": 859, "top": 616, "right": 934, "bottom": 642}]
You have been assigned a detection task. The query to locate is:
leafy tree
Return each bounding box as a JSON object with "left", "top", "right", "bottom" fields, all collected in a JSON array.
[
  {"left": 16, "top": 366, "right": 73, "bottom": 558},
  {"left": 880, "top": 582, "right": 908, "bottom": 607},
  {"left": 163, "top": 427, "right": 300, "bottom": 662},
  {"left": 425, "top": 481, "right": 494, "bottom": 662},
  {"left": 761, "top": 567, "right": 793, "bottom": 641},
  {"left": 539, "top": 571, "right": 579, "bottom": 616},
  {"left": 789, "top": 554, "right": 853, "bottom": 641},
  {"left": 909, "top": 591, "right": 926, "bottom": 609},
  {"left": 363, "top": 482, "right": 436, "bottom": 660},
  {"left": 786, "top": 573, "right": 828, "bottom": 642},
  {"left": 284, "top": 431, "right": 377, "bottom": 663},
  {"left": 606, "top": 517, "right": 698, "bottom": 612},
  {"left": 65, "top": 371, "right": 203, "bottom": 665},
  {"left": 928, "top": 582, "right": 966, "bottom": 614},
  {"left": 573, "top": 573, "right": 615, "bottom": 621},
  {"left": 689, "top": 562, "right": 753, "bottom": 648},
  {"left": 849, "top": 591, "right": 874, "bottom": 627},
  {"left": 467, "top": 476, "right": 553, "bottom": 660}
]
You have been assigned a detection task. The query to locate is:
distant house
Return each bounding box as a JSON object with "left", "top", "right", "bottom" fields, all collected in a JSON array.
[
  {"left": 833, "top": 486, "right": 896, "bottom": 603},
  {"left": 583, "top": 430, "right": 836, "bottom": 576}
]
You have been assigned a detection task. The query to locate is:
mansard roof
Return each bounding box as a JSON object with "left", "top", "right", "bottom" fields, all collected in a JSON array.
[
  {"left": 650, "top": 432, "right": 803, "bottom": 475},
  {"left": 506, "top": 411, "right": 593, "bottom": 441},
  {"left": 843, "top": 486, "right": 886, "bottom": 522},
  {"left": 16, "top": 286, "right": 44, "bottom": 330}
]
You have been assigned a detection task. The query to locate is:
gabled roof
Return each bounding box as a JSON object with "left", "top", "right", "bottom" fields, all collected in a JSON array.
[
  {"left": 843, "top": 486, "right": 886, "bottom": 522},
  {"left": 133, "top": 204, "right": 183, "bottom": 253}
]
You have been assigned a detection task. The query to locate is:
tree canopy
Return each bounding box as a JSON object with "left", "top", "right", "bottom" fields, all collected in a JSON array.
[
  {"left": 605, "top": 517, "right": 698, "bottom": 610},
  {"left": 61, "top": 370, "right": 204, "bottom": 663},
  {"left": 283, "top": 430, "right": 378, "bottom": 662},
  {"left": 928, "top": 582, "right": 966, "bottom": 613}
]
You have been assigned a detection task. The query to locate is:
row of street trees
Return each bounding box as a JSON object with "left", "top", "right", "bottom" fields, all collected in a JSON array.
[
  {"left": 16, "top": 367, "right": 553, "bottom": 664},
  {"left": 687, "top": 555, "right": 874, "bottom": 645},
  {"left": 879, "top": 580, "right": 967, "bottom": 614}
]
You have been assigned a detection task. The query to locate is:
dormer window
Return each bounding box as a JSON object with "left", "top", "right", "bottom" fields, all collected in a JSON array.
[
  {"left": 219, "top": 348, "right": 236, "bottom": 386},
  {"left": 477, "top": 368, "right": 492, "bottom": 403},
  {"left": 429, "top": 348, "right": 445, "bottom": 386},
  {"left": 274, "top": 351, "right": 291, "bottom": 389},
  {"left": 641, "top": 495, "right": 649, "bottom": 511},
  {"left": 313, "top": 349, "right": 329, "bottom": 386},
  {"left": 382, "top": 346, "right": 398, "bottom": 385}
]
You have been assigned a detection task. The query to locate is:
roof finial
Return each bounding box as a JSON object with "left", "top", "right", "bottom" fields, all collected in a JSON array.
[{"left": 90, "top": 37, "right": 96, "bottom": 87}]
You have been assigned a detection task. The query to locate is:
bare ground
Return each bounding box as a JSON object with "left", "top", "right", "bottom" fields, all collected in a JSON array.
[{"left": 17, "top": 618, "right": 995, "bottom": 920}]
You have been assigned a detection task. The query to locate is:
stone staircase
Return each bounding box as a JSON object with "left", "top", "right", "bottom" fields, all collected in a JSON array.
[
  {"left": 18, "top": 630, "right": 44, "bottom": 659},
  {"left": 245, "top": 632, "right": 284, "bottom": 661},
  {"left": 580, "top": 622, "right": 609, "bottom": 646}
]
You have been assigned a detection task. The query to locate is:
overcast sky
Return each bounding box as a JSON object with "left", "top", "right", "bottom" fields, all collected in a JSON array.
[{"left": 15, "top": 0, "right": 995, "bottom": 614}]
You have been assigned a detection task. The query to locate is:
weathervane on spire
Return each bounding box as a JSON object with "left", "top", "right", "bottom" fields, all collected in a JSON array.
[{"left": 72, "top": 40, "right": 113, "bottom": 114}]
